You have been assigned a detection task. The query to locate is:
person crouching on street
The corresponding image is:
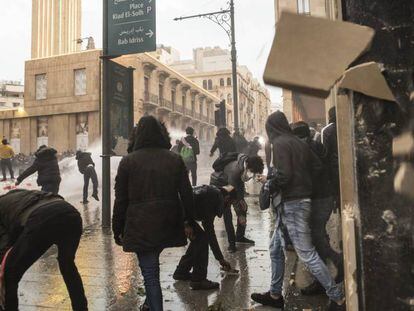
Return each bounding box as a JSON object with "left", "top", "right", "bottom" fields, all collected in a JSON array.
[
  {"left": 173, "top": 185, "right": 236, "bottom": 290},
  {"left": 15, "top": 145, "right": 61, "bottom": 194},
  {"left": 76, "top": 151, "right": 99, "bottom": 204},
  {"left": 112, "top": 116, "right": 196, "bottom": 311},
  {"left": 0, "top": 189, "right": 88, "bottom": 311}
]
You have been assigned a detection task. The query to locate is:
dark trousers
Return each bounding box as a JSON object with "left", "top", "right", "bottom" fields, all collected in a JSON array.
[
  {"left": 223, "top": 199, "right": 248, "bottom": 247},
  {"left": 174, "top": 223, "right": 209, "bottom": 281},
  {"left": 311, "top": 197, "right": 342, "bottom": 267},
  {"left": 83, "top": 166, "right": 98, "bottom": 201},
  {"left": 185, "top": 161, "right": 197, "bottom": 186},
  {"left": 136, "top": 249, "right": 163, "bottom": 311},
  {"left": 41, "top": 181, "right": 60, "bottom": 195},
  {"left": 1, "top": 158, "right": 14, "bottom": 179},
  {"left": 4, "top": 202, "right": 88, "bottom": 311}
]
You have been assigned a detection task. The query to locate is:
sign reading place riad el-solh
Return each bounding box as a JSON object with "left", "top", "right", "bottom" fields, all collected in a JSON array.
[{"left": 107, "top": 0, "right": 156, "bottom": 56}]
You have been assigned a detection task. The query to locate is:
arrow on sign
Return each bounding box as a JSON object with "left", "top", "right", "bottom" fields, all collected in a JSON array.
[{"left": 146, "top": 29, "right": 154, "bottom": 38}]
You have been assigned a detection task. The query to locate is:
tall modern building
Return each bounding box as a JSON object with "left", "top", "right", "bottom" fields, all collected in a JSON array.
[{"left": 31, "top": 0, "right": 82, "bottom": 59}]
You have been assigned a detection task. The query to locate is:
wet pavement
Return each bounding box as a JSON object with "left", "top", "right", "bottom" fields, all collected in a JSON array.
[{"left": 16, "top": 169, "right": 341, "bottom": 311}]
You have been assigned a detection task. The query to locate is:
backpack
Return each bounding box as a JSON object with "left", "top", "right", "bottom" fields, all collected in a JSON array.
[
  {"left": 210, "top": 171, "right": 229, "bottom": 188},
  {"left": 180, "top": 145, "right": 195, "bottom": 163},
  {"left": 212, "top": 152, "right": 239, "bottom": 172}
]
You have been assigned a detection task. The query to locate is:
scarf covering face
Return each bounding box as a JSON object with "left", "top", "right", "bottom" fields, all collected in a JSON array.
[{"left": 131, "top": 116, "right": 172, "bottom": 151}]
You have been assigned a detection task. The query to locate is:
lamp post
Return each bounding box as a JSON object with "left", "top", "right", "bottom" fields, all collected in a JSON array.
[{"left": 174, "top": 0, "right": 240, "bottom": 131}]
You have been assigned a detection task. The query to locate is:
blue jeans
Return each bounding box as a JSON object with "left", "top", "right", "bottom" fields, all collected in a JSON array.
[
  {"left": 137, "top": 249, "right": 163, "bottom": 311},
  {"left": 269, "top": 199, "right": 343, "bottom": 302}
]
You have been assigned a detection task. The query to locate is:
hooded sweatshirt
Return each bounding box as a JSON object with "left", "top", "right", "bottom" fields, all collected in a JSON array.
[
  {"left": 266, "top": 111, "right": 322, "bottom": 202},
  {"left": 17, "top": 147, "right": 61, "bottom": 186}
]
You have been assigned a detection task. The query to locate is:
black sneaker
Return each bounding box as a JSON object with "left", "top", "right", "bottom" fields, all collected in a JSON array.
[
  {"left": 92, "top": 193, "right": 100, "bottom": 201},
  {"left": 236, "top": 237, "right": 255, "bottom": 245},
  {"left": 300, "top": 281, "right": 325, "bottom": 295},
  {"left": 251, "top": 292, "right": 284, "bottom": 309},
  {"left": 327, "top": 300, "right": 346, "bottom": 311},
  {"left": 190, "top": 279, "right": 220, "bottom": 290},
  {"left": 228, "top": 245, "right": 237, "bottom": 253},
  {"left": 139, "top": 302, "right": 150, "bottom": 311},
  {"left": 173, "top": 271, "right": 192, "bottom": 281}
]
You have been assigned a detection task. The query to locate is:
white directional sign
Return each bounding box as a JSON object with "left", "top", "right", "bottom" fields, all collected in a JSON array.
[{"left": 107, "top": 0, "right": 156, "bottom": 56}]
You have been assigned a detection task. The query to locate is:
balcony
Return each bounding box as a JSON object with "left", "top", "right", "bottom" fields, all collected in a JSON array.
[
  {"left": 171, "top": 103, "right": 184, "bottom": 116},
  {"left": 195, "top": 112, "right": 201, "bottom": 120},
  {"left": 158, "top": 98, "right": 172, "bottom": 112},
  {"left": 143, "top": 92, "right": 159, "bottom": 109}
]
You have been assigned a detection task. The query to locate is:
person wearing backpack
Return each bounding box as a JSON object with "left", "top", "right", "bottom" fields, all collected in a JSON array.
[
  {"left": 210, "top": 152, "right": 264, "bottom": 252},
  {"left": 178, "top": 127, "right": 200, "bottom": 186}
]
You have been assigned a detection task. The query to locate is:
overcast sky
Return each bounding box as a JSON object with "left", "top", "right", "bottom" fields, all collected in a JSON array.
[{"left": 0, "top": 0, "right": 282, "bottom": 104}]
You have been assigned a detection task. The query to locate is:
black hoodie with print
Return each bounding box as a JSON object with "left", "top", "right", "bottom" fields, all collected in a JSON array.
[{"left": 266, "top": 111, "right": 322, "bottom": 202}]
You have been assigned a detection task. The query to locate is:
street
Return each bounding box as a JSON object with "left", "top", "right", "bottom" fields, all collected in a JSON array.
[{"left": 16, "top": 168, "right": 340, "bottom": 311}]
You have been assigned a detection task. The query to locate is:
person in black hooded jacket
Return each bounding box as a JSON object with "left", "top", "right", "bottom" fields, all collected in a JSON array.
[
  {"left": 251, "top": 111, "right": 345, "bottom": 311},
  {"left": 112, "top": 116, "right": 197, "bottom": 311},
  {"left": 16, "top": 145, "right": 61, "bottom": 194},
  {"left": 76, "top": 151, "right": 99, "bottom": 204},
  {"left": 0, "top": 189, "right": 87, "bottom": 311},
  {"left": 173, "top": 185, "right": 235, "bottom": 290},
  {"left": 210, "top": 128, "right": 236, "bottom": 157}
]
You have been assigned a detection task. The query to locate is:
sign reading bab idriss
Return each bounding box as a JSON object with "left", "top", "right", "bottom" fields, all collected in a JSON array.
[{"left": 107, "top": 0, "right": 156, "bottom": 56}]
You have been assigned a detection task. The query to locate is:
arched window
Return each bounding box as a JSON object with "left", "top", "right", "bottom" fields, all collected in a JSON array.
[
  {"left": 220, "top": 78, "right": 225, "bottom": 87},
  {"left": 208, "top": 79, "right": 213, "bottom": 90},
  {"left": 203, "top": 80, "right": 207, "bottom": 89},
  {"left": 227, "top": 77, "right": 232, "bottom": 86}
]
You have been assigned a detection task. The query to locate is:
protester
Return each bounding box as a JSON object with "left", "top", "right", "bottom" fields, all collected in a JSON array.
[
  {"left": 16, "top": 145, "right": 61, "bottom": 194},
  {"left": 178, "top": 127, "right": 200, "bottom": 186},
  {"left": 0, "top": 189, "right": 88, "bottom": 311},
  {"left": 76, "top": 151, "right": 99, "bottom": 204},
  {"left": 0, "top": 139, "right": 15, "bottom": 181},
  {"left": 112, "top": 116, "right": 195, "bottom": 311},
  {"left": 171, "top": 139, "right": 181, "bottom": 155},
  {"left": 246, "top": 136, "right": 261, "bottom": 157},
  {"left": 233, "top": 130, "right": 249, "bottom": 153},
  {"left": 292, "top": 121, "right": 344, "bottom": 294},
  {"left": 251, "top": 111, "right": 345, "bottom": 311},
  {"left": 321, "top": 107, "right": 340, "bottom": 208},
  {"left": 173, "top": 185, "right": 235, "bottom": 290},
  {"left": 211, "top": 152, "right": 264, "bottom": 252},
  {"left": 210, "top": 128, "right": 236, "bottom": 157}
]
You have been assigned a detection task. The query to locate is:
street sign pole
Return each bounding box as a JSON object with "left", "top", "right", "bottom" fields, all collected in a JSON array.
[
  {"left": 102, "top": 0, "right": 157, "bottom": 228},
  {"left": 102, "top": 0, "right": 111, "bottom": 228},
  {"left": 230, "top": 0, "right": 239, "bottom": 131}
]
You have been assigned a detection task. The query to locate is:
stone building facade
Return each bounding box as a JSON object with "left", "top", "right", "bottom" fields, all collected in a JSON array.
[
  {"left": 0, "top": 49, "right": 218, "bottom": 155},
  {"left": 0, "top": 82, "right": 24, "bottom": 110},
  {"left": 167, "top": 47, "right": 271, "bottom": 138}
]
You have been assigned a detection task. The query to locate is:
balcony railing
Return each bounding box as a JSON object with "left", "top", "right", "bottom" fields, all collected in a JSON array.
[
  {"left": 143, "top": 92, "right": 159, "bottom": 106},
  {"left": 174, "top": 104, "right": 184, "bottom": 114},
  {"left": 159, "top": 98, "right": 172, "bottom": 110},
  {"left": 195, "top": 112, "right": 201, "bottom": 120}
]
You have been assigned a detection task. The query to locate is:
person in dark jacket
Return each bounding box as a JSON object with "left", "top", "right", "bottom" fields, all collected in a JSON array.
[
  {"left": 15, "top": 146, "right": 61, "bottom": 194},
  {"left": 321, "top": 107, "right": 340, "bottom": 208},
  {"left": 0, "top": 189, "right": 87, "bottom": 311},
  {"left": 173, "top": 185, "right": 235, "bottom": 290},
  {"left": 233, "top": 130, "right": 249, "bottom": 153},
  {"left": 221, "top": 153, "right": 264, "bottom": 252},
  {"left": 210, "top": 128, "right": 236, "bottom": 157},
  {"left": 112, "top": 116, "right": 195, "bottom": 311},
  {"left": 247, "top": 137, "right": 261, "bottom": 156},
  {"left": 251, "top": 111, "right": 344, "bottom": 311},
  {"left": 178, "top": 127, "right": 200, "bottom": 186},
  {"left": 292, "top": 121, "right": 344, "bottom": 295},
  {"left": 76, "top": 151, "right": 99, "bottom": 204}
]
